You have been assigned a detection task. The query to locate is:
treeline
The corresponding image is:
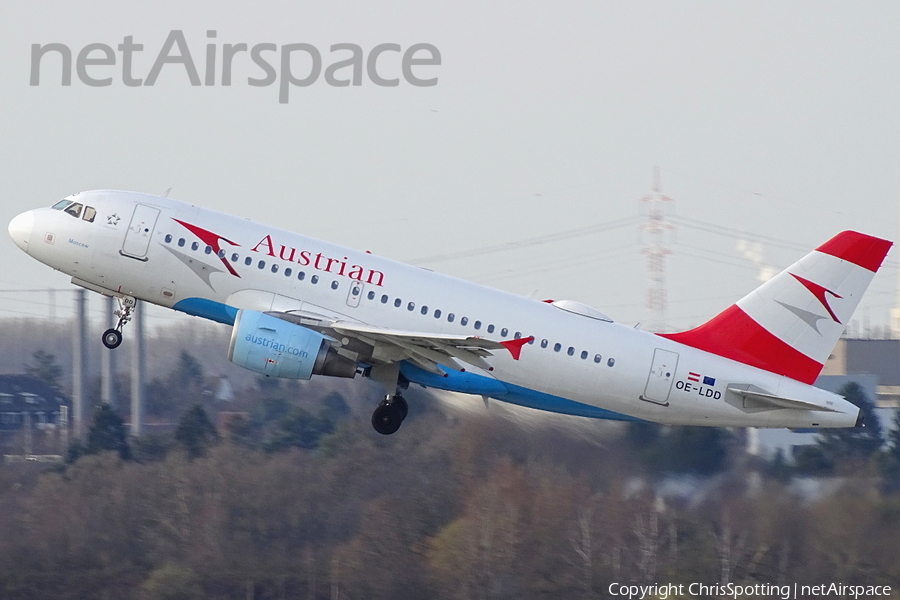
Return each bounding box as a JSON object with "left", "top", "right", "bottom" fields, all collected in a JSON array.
[{"left": 2, "top": 354, "right": 900, "bottom": 598}]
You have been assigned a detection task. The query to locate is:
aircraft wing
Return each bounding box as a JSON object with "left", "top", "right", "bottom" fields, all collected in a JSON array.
[
  {"left": 728, "top": 387, "right": 838, "bottom": 412},
  {"left": 265, "top": 309, "right": 532, "bottom": 376}
]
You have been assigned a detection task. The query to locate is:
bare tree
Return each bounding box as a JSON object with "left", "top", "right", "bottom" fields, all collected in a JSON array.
[{"left": 570, "top": 493, "right": 602, "bottom": 599}]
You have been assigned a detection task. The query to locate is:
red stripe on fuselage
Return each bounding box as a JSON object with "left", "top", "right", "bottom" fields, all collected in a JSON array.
[
  {"left": 815, "top": 231, "right": 892, "bottom": 273},
  {"left": 658, "top": 305, "right": 822, "bottom": 384}
]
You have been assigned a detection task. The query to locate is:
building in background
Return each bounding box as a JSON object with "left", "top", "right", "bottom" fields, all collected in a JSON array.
[
  {"left": 0, "top": 375, "right": 70, "bottom": 457},
  {"left": 821, "top": 338, "right": 900, "bottom": 407}
]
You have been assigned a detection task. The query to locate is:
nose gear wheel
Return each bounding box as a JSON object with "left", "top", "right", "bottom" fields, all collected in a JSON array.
[{"left": 101, "top": 296, "right": 135, "bottom": 349}]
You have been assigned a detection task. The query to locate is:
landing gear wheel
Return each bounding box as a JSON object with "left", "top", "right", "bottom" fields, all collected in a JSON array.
[
  {"left": 372, "top": 403, "right": 404, "bottom": 435},
  {"left": 102, "top": 295, "right": 136, "bottom": 350},
  {"left": 102, "top": 328, "right": 123, "bottom": 349}
]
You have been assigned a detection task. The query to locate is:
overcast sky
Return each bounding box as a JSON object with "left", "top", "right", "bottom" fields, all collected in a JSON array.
[{"left": 1, "top": 1, "right": 899, "bottom": 334}]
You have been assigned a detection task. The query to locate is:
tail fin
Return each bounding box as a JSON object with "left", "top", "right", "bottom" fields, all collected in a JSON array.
[{"left": 659, "top": 231, "right": 892, "bottom": 384}]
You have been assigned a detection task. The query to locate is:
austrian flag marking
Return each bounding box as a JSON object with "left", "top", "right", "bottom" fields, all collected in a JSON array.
[{"left": 686, "top": 372, "right": 716, "bottom": 386}]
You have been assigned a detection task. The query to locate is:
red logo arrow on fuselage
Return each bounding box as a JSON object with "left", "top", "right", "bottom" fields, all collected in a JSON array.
[{"left": 173, "top": 219, "right": 241, "bottom": 278}]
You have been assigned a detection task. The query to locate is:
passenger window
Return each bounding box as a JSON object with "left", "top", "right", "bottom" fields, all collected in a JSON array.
[
  {"left": 231, "top": 253, "right": 239, "bottom": 262},
  {"left": 191, "top": 242, "right": 199, "bottom": 251},
  {"left": 594, "top": 354, "right": 602, "bottom": 363},
  {"left": 285, "top": 268, "right": 292, "bottom": 277},
  {"left": 567, "top": 347, "right": 575, "bottom": 356},
  {"left": 554, "top": 343, "right": 561, "bottom": 352},
  {"left": 64, "top": 203, "right": 83, "bottom": 218},
  {"left": 581, "top": 350, "right": 588, "bottom": 360},
  {"left": 178, "top": 238, "right": 186, "bottom": 247},
  {"left": 541, "top": 339, "right": 548, "bottom": 348},
  {"left": 245, "top": 257, "right": 252, "bottom": 266},
  {"left": 460, "top": 317, "right": 468, "bottom": 326},
  {"left": 394, "top": 298, "right": 401, "bottom": 307},
  {"left": 258, "top": 260, "right": 266, "bottom": 269},
  {"left": 311, "top": 275, "right": 319, "bottom": 284},
  {"left": 447, "top": 313, "right": 455, "bottom": 323},
  {"left": 298, "top": 271, "right": 306, "bottom": 281},
  {"left": 218, "top": 249, "right": 226, "bottom": 258},
  {"left": 332, "top": 281, "right": 339, "bottom": 290},
  {"left": 368, "top": 291, "right": 375, "bottom": 300},
  {"left": 607, "top": 358, "right": 615, "bottom": 367},
  {"left": 501, "top": 328, "right": 508, "bottom": 337},
  {"left": 82, "top": 206, "right": 97, "bottom": 222},
  {"left": 164, "top": 234, "right": 173, "bottom": 243},
  {"left": 205, "top": 246, "right": 213, "bottom": 254},
  {"left": 421, "top": 306, "right": 429, "bottom": 315},
  {"left": 271, "top": 264, "right": 279, "bottom": 273},
  {"left": 407, "top": 302, "right": 415, "bottom": 311},
  {"left": 381, "top": 295, "right": 389, "bottom": 304},
  {"left": 514, "top": 332, "right": 521, "bottom": 339},
  {"left": 474, "top": 321, "right": 481, "bottom": 330},
  {"left": 434, "top": 309, "right": 442, "bottom": 319},
  {"left": 487, "top": 324, "right": 495, "bottom": 333}
]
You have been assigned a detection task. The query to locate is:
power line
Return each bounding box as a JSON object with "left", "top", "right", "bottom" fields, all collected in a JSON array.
[
  {"left": 669, "top": 215, "right": 810, "bottom": 253},
  {"left": 469, "top": 245, "right": 641, "bottom": 285},
  {"left": 407, "top": 215, "right": 642, "bottom": 265}
]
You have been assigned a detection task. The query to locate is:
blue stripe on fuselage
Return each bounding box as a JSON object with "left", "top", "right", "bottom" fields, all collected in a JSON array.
[
  {"left": 399, "top": 362, "right": 640, "bottom": 422},
  {"left": 173, "top": 297, "right": 238, "bottom": 325},
  {"left": 170, "top": 297, "right": 640, "bottom": 422}
]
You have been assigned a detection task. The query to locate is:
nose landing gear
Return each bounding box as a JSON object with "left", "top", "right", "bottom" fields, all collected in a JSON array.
[{"left": 101, "top": 296, "right": 136, "bottom": 349}]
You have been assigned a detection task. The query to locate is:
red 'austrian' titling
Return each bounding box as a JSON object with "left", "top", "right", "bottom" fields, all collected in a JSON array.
[{"left": 251, "top": 235, "right": 384, "bottom": 286}]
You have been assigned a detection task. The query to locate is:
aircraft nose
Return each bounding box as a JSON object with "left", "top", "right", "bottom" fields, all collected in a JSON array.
[{"left": 8, "top": 210, "right": 35, "bottom": 253}]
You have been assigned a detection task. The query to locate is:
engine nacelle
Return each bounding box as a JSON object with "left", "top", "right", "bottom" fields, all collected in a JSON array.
[{"left": 228, "top": 310, "right": 357, "bottom": 379}]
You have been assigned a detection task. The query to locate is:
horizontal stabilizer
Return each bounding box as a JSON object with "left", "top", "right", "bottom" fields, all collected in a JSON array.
[{"left": 728, "top": 386, "right": 836, "bottom": 412}]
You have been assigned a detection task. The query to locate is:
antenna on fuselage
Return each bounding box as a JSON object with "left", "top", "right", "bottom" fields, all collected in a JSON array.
[{"left": 161, "top": 187, "right": 172, "bottom": 198}]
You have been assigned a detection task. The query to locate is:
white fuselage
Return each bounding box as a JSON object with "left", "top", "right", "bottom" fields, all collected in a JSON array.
[{"left": 10, "top": 190, "right": 859, "bottom": 428}]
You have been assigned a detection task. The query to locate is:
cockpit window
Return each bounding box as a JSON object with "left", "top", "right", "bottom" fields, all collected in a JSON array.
[
  {"left": 63, "top": 203, "right": 83, "bottom": 218},
  {"left": 82, "top": 206, "right": 96, "bottom": 223},
  {"left": 51, "top": 200, "right": 71, "bottom": 210}
]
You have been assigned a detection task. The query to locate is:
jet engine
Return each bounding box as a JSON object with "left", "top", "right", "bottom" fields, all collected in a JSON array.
[{"left": 228, "top": 310, "right": 357, "bottom": 379}]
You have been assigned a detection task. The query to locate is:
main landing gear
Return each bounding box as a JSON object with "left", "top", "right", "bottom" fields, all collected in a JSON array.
[
  {"left": 368, "top": 363, "right": 409, "bottom": 435},
  {"left": 371, "top": 393, "right": 408, "bottom": 435},
  {"left": 101, "top": 295, "right": 136, "bottom": 350}
]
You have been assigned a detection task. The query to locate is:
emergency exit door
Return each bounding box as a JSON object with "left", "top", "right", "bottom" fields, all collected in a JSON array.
[{"left": 347, "top": 282, "right": 364, "bottom": 308}]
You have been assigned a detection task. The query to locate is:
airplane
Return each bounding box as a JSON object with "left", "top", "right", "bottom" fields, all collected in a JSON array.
[{"left": 7, "top": 190, "right": 892, "bottom": 434}]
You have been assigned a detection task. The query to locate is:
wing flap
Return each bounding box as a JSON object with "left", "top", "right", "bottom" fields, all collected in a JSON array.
[
  {"left": 332, "top": 322, "right": 505, "bottom": 350},
  {"left": 259, "top": 309, "right": 527, "bottom": 371}
]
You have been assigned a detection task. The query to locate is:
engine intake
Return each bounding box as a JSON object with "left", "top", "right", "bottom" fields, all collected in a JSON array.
[{"left": 228, "top": 309, "right": 356, "bottom": 379}]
